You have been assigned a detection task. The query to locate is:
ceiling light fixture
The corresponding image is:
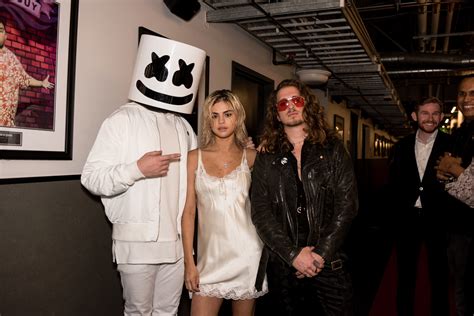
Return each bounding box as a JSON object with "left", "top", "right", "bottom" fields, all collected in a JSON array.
[{"left": 296, "top": 69, "right": 331, "bottom": 85}]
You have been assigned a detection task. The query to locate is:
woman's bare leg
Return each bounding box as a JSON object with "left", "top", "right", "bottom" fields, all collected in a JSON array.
[
  {"left": 231, "top": 298, "right": 256, "bottom": 316},
  {"left": 191, "top": 294, "right": 223, "bottom": 316}
]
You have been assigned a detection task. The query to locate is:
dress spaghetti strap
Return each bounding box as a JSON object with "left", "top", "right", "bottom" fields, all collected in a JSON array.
[
  {"left": 241, "top": 149, "right": 247, "bottom": 163},
  {"left": 197, "top": 149, "right": 204, "bottom": 171}
]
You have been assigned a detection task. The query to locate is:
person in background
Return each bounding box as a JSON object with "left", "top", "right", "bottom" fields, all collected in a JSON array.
[
  {"left": 388, "top": 97, "right": 452, "bottom": 316},
  {"left": 182, "top": 89, "right": 267, "bottom": 316},
  {"left": 437, "top": 74, "right": 474, "bottom": 316},
  {"left": 251, "top": 79, "right": 358, "bottom": 315},
  {"left": 0, "top": 19, "right": 54, "bottom": 127}
]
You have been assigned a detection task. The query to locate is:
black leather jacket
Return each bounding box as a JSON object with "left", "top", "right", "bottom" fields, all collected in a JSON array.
[{"left": 251, "top": 138, "right": 358, "bottom": 266}]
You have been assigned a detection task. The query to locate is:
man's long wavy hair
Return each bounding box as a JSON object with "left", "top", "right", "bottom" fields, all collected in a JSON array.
[
  {"left": 259, "top": 79, "right": 335, "bottom": 153},
  {"left": 200, "top": 89, "right": 248, "bottom": 149}
]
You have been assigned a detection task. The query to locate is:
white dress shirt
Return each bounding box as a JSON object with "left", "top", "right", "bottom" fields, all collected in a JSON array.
[{"left": 414, "top": 129, "right": 438, "bottom": 208}]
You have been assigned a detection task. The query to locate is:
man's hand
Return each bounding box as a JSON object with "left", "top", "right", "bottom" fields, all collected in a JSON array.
[
  {"left": 28, "top": 74, "right": 55, "bottom": 89},
  {"left": 435, "top": 152, "right": 463, "bottom": 180},
  {"left": 41, "top": 75, "right": 54, "bottom": 89},
  {"left": 312, "top": 252, "right": 325, "bottom": 269},
  {"left": 137, "top": 151, "right": 181, "bottom": 178},
  {"left": 292, "top": 246, "right": 324, "bottom": 278}
]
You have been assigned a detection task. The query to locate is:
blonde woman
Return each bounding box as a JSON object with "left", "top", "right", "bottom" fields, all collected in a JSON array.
[{"left": 182, "top": 90, "right": 267, "bottom": 315}]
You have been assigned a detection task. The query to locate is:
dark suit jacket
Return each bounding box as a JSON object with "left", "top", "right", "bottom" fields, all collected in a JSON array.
[{"left": 389, "top": 130, "right": 453, "bottom": 216}]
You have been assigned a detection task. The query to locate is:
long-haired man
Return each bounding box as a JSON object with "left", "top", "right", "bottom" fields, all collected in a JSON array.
[{"left": 251, "top": 79, "right": 358, "bottom": 315}]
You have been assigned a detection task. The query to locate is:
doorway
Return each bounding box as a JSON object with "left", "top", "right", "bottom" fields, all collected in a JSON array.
[{"left": 231, "top": 62, "right": 274, "bottom": 144}]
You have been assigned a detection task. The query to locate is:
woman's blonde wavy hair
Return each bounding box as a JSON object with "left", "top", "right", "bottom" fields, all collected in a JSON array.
[{"left": 200, "top": 89, "right": 248, "bottom": 149}]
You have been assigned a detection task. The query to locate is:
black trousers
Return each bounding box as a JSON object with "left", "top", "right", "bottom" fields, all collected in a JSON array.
[
  {"left": 395, "top": 207, "right": 449, "bottom": 316},
  {"left": 263, "top": 254, "right": 354, "bottom": 316},
  {"left": 466, "top": 238, "right": 474, "bottom": 316},
  {"left": 447, "top": 232, "right": 473, "bottom": 316}
]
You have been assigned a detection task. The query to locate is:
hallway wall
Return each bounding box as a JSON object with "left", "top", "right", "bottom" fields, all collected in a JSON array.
[{"left": 0, "top": 178, "right": 123, "bottom": 315}]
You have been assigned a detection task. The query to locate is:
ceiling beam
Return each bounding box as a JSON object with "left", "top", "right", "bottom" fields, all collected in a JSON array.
[{"left": 205, "top": 0, "right": 343, "bottom": 23}]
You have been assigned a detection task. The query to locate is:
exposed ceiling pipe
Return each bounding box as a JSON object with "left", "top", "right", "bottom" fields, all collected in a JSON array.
[
  {"left": 417, "top": 0, "right": 428, "bottom": 52},
  {"left": 387, "top": 68, "right": 474, "bottom": 76},
  {"left": 380, "top": 52, "right": 474, "bottom": 66},
  {"left": 430, "top": 0, "right": 441, "bottom": 101},
  {"left": 443, "top": 2, "right": 455, "bottom": 53},
  {"left": 430, "top": 0, "right": 441, "bottom": 53},
  {"left": 357, "top": 1, "right": 445, "bottom": 12},
  {"left": 413, "top": 31, "right": 474, "bottom": 39}
]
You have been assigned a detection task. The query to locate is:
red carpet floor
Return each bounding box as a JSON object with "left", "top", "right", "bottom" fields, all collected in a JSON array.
[{"left": 369, "top": 244, "right": 456, "bottom": 316}]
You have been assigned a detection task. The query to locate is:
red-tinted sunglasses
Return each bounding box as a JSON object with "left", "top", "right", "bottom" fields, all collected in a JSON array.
[{"left": 276, "top": 96, "right": 305, "bottom": 112}]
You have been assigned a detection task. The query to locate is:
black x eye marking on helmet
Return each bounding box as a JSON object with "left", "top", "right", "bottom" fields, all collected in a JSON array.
[
  {"left": 173, "top": 59, "right": 195, "bottom": 89},
  {"left": 136, "top": 53, "right": 194, "bottom": 105},
  {"left": 144, "top": 53, "right": 170, "bottom": 82}
]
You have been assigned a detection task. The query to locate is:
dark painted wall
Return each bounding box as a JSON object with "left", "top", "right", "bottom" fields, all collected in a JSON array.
[{"left": 0, "top": 178, "right": 123, "bottom": 315}]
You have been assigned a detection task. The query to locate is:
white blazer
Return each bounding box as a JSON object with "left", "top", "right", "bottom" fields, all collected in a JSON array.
[{"left": 81, "top": 102, "right": 197, "bottom": 242}]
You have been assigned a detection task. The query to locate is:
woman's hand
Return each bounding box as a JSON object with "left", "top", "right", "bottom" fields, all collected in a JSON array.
[
  {"left": 436, "top": 152, "right": 464, "bottom": 180},
  {"left": 184, "top": 263, "right": 200, "bottom": 292}
]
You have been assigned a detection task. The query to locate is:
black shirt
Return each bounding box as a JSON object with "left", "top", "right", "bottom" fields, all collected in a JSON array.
[{"left": 451, "top": 120, "right": 474, "bottom": 167}]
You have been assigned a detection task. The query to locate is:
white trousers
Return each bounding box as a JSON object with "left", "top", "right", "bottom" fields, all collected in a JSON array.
[{"left": 117, "top": 258, "right": 184, "bottom": 316}]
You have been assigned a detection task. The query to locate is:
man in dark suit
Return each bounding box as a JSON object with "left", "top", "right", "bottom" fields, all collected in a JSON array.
[
  {"left": 444, "top": 75, "right": 474, "bottom": 316},
  {"left": 389, "top": 97, "right": 451, "bottom": 316}
]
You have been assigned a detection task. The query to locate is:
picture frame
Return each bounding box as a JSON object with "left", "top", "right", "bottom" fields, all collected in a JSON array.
[
  {"left": 334, "top": 114, "right": 344, "bottom": 140},
  {"left": 0, "top": 0, "right": 78, "bottom": 160}
]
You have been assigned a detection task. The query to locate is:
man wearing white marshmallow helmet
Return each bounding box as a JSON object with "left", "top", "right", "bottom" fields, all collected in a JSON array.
[{"left": 81, "top": 35, "right": 205, "bottom": 315}]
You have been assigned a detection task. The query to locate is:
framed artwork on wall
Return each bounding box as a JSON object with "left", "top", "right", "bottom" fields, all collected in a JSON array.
[
  {"left": 334, "top": 114, "right": 344, "bottom": 140},
  {"left": 0, "top": 0, "right": 79, "bottom": 160}
]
